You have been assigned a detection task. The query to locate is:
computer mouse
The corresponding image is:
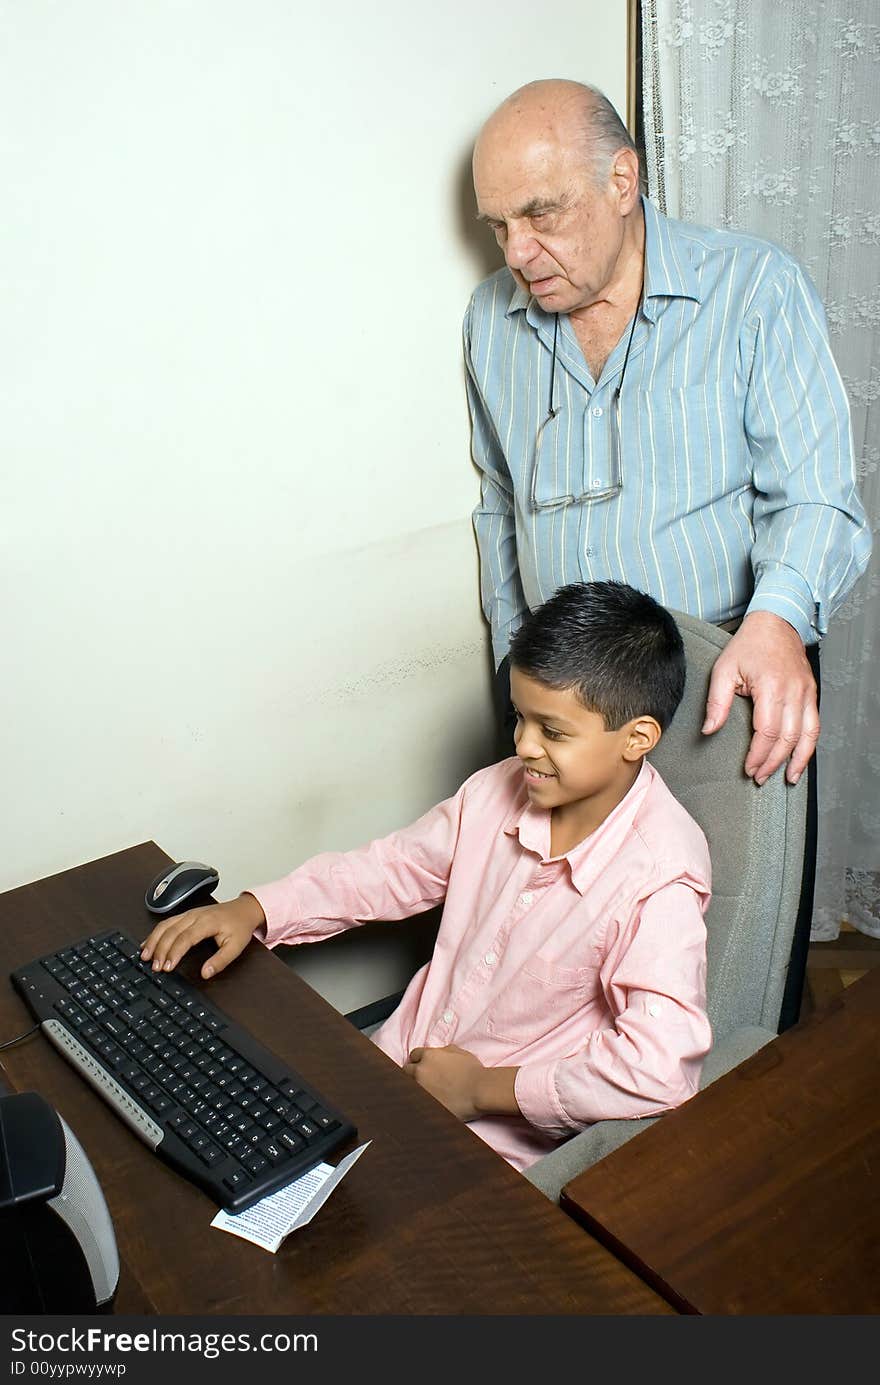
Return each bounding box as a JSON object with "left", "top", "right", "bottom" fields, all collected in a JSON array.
[{"left": 144, "top": 861, "right": 219, "bottom": 916}]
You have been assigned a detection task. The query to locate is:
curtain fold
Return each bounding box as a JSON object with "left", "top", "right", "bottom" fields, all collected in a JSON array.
[{"left": 641, "top": 0, "right": 880, "bottom": 939}]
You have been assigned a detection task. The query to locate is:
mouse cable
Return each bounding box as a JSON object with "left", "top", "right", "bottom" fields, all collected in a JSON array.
[{"left": 0, "top": 1022, "right": 41, "bottom": 1051}]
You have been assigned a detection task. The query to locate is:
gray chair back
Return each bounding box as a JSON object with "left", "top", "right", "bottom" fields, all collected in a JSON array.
[{"left": 650, "top": 611, "right": 807, "bottom": 1037}]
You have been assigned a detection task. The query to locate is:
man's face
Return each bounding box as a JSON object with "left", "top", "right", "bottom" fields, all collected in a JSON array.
[{"left": 473, "top": 130, "right": 626, "bottom": 314}]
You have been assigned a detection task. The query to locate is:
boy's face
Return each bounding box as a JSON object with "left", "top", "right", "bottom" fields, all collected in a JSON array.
[{"left": 509, "top": 668, "right": 649, "bottom": 816}]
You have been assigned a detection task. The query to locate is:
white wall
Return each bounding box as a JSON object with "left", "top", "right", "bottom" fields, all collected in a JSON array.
[{"left": 1, "top": 1, "right": 628, "bottom": 1009}]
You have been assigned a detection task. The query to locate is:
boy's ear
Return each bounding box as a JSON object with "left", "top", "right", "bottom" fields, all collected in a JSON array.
[{"left": 622, "top": 716, "right": 662, "bottom": 762}]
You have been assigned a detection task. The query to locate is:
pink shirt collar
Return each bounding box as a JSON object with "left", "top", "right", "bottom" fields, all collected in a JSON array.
[{"left": 502, "top": 759, "right": 654, "bottom": 896}]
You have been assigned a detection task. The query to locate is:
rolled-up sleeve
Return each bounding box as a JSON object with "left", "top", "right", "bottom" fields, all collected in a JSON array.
[{"left": 514, "top": 879, "right": 712, "bottom": 1137}]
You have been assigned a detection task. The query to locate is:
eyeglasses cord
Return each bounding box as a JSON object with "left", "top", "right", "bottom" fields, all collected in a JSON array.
[{"left": 546, "top": 274, "right": 645, "bottom": 421}]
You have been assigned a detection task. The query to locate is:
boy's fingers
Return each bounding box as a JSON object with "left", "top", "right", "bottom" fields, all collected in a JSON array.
[
  {"left": 139, "top": 915, "right": 182, "bottom": 961},
  {"left": 201, "top": 933, "right": 249, "bottom": 978},
  {"left": 157, "top": 913, "right": 222, "bottom": 972},
  {"left": 140, "top": 908, "right": 206, "bottom": 968}
]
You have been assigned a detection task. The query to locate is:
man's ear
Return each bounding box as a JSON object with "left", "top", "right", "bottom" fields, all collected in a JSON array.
[
  {"left": 611, "top": 146, "right": 641, "bottom": 215},
  {"left": 622, "top": 715, "right": 662, "bottom": 762}
]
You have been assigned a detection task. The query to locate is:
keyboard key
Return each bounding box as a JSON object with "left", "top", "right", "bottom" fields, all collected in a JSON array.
[
  {"left": 55, "top": 999, "right": 88, "bottom": 1028},
  {"left": 259, "top": 1140, "right": 286, "bottom": 1166},
  {"left": 278, "top": 1128, "right": 306, "bottom": 1156},
  {"left": 312, "top": 1109, "right": 341, "bottom": 1134},
  {"left": 224, "top": 1169, "right": 251, "bottom": 1193},
  {"left": 243, "top": 1153, "right": 269, "bottom": 1177}
]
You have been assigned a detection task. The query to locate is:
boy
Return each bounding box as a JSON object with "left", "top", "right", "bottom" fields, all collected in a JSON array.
[{"left": 141, "top": 581, "right": 712, "bottom": 1172}]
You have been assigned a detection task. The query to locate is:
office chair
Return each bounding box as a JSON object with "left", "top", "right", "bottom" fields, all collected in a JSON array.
[{"left": 346, "top": 611, "right": 808, "bottom": 1202}]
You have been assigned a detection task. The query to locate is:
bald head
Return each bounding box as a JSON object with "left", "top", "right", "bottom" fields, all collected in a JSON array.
[
  {"left": 471, "top": 80, "right": 644, "bottom": 317},
  {"left": 475, "top": 80, "right": 637, "bottom": 189}
]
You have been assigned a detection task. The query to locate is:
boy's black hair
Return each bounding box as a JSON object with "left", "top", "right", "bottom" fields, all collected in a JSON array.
[{"left": 508, "top": 581, "right": 686, "bottom": 731}]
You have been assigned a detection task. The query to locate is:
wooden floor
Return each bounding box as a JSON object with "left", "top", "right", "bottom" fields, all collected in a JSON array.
[{"left": 803, "top": 921, "right": 880, "bottom": 1016}]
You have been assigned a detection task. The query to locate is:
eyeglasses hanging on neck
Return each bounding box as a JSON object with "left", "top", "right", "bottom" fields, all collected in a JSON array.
[{"left": 531, "top": 282, "right": 644, "bottom": 511}]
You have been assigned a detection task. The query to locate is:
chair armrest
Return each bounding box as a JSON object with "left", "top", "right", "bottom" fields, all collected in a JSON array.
[
  {"left": 522, "top": 1115, "right": 660, "bottom": 1200},
  {"left": 523, "top": 1025, "right": 777, "bottom": 1202},
  {"left": 344, "top": 990, "right": 405, "bottom": 1032},
  {"left": 698, "top": 1025, "right": 775, "bottom": 1085}
]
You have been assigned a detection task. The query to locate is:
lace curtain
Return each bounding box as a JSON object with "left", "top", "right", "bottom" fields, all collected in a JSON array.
[{"left": 641, "top": 0, "right": 880, "bottom": 940}]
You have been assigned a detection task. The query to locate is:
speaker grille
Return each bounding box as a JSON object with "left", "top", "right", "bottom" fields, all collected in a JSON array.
[{"left": 48, "top": 1115, "right": 120, "bottom": 1307}]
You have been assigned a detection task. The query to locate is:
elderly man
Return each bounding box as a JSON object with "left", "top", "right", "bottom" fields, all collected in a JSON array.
[{"left": 464, "top": 79, "right": 871, "bottom": 1026}]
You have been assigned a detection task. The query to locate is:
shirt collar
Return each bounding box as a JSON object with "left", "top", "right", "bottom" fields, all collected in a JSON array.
[
  {"left": 502, "top": 759, "right": 655, "bottom": 894},
  {"left": 641, "top": 196, "right": 701, "bottom": 317},
  {"left": 503, "top": 196, "right": 701, "bottom": 325}
]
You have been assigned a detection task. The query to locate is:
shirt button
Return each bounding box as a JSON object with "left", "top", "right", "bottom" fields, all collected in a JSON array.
[
  {"left": 484, "top": 951, "right": 497, "bottom": 966},
  {"left": 519, "top": 892, "right": 534, "bottom": 906},
  {"left": 442, "top": 1010, "right": 454, "bottom": 1024},
  {"left": 592, "top": 405, "right": 603, "bottom": 417},
  {"left": 648, "top": 1003, "right": 661, "bottom": 1018},
  {"left": 592, "top": 479, "right": 603, "bottom": 488}
]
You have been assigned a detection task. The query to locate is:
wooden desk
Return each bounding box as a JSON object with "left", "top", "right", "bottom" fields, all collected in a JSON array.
[
  {"left": 0, "top": 843, "right": 670, "bottom": 1316},
  {"left": 560, "top": 967, "right": 880, "bottom": 1314}
]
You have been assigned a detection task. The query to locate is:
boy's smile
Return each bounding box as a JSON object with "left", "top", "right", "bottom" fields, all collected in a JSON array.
[{"left": 509, "top": 667, "right": 659, "bottom": 853}]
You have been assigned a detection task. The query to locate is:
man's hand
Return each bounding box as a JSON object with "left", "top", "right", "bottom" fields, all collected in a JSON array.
[
  {"left": 702, "top": 611, "right": 819, "bottom": 785},
  {"left": 404, "top": 1044, "right": 519, "bottom": 1121},
  {"left": 139, "top": 893, "right": 266, "bottom": 979}
]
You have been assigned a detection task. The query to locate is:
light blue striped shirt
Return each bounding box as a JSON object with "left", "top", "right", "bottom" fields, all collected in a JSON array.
[{"left": 465, "top": 197, "right": 871, "bottom": 667}]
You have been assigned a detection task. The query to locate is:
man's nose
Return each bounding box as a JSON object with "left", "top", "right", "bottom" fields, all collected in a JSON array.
[{"left": 504, "top": 224, "right": 539, "bottom": 271}]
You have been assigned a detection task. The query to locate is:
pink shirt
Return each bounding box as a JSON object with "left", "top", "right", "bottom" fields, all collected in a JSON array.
[{"left": 251, "top": 757, "right": 712, "bottom": 1172}]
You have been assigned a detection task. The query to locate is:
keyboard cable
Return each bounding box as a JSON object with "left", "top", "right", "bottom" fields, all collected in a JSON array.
[{"left": 1, "top": 1024, "right": 41, "bottom": 1051}]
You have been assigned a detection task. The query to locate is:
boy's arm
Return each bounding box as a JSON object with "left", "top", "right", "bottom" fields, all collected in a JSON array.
[
  {"left": 251, "top": 786, "right": 466, "bottom": 949},
  {"left": 404, "top": 1045, "right": 520, "bottom": 1121},
  {"left": 142, "top": 771, "right": 486, "bottom": 979},
  {"left": 514, "top": 879, "right": 712, "bottom": 1139}
]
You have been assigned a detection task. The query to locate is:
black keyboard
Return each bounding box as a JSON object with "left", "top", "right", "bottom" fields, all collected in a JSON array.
[{"left": 11, "top": 930, "right": 357, "bottom": 1213}]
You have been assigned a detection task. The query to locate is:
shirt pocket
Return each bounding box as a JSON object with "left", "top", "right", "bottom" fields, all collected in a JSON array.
[
  {"left": 485, "top": 954, "right": 597, "bottom": 1045},
  {"left": 638, "top": 383, "right": 750, "bottom": 511}
]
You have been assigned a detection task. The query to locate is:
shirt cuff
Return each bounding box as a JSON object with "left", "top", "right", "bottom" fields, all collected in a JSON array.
[
  {"left": 746, "top": 568, "right": 820, "bottom": 643},
  {"left": 246, "top": 882, "right": 304, "bottom": 949},
  {"left": 513, "top": 1062, "right": 577, "bottom": 1140}
]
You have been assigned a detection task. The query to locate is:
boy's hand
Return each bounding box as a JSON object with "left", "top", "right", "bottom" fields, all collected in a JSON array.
[
  {"left": 140, "top": 893, "right": 266, "bottom": 979},
  {"left": 404, "top": 1044, "right": 519, "bottom": 1121}
]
